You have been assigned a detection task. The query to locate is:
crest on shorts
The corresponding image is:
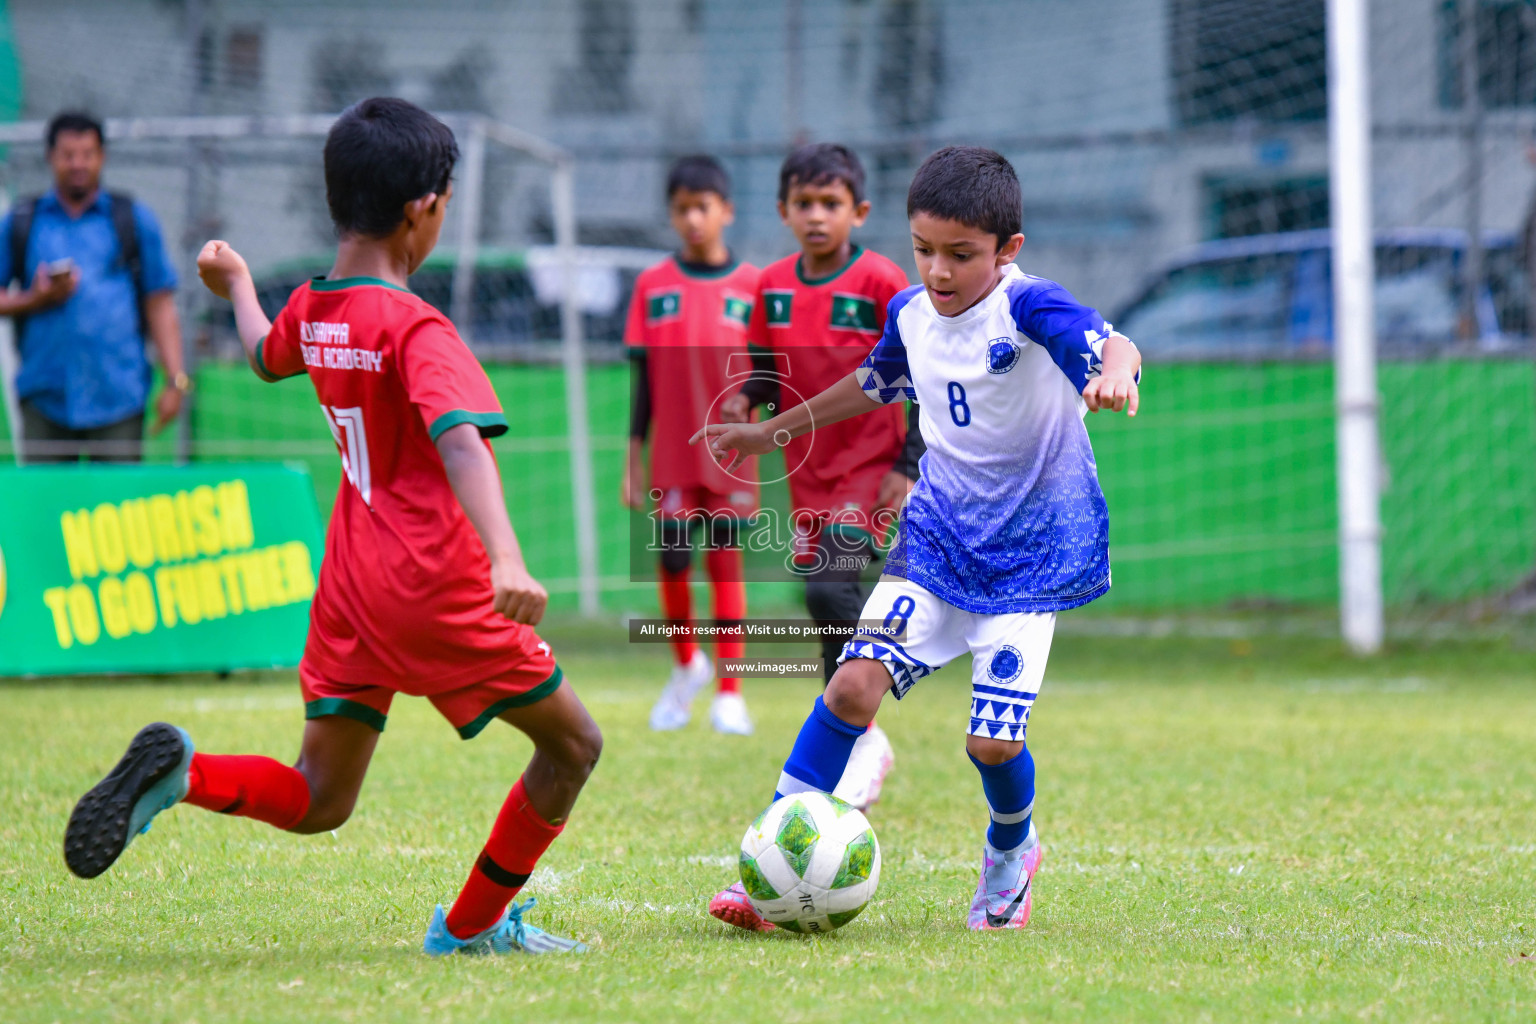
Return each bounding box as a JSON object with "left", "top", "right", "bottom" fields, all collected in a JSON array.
[
  {"left": 987, "top": 337, "right": 1020, "bottom": 374},
  {"left": 987, "top": 645, "right": 1023, "bottom": 683}
]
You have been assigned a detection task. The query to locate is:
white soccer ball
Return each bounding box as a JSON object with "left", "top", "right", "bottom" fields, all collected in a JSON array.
[{"left": 738, "top": 791, "right": 881, "bottom": 934}]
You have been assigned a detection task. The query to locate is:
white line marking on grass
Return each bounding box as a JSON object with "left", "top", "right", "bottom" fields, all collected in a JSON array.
[
  {"left": 527, "top": 865, "right": 584, "bottom": 892},
  {"left": 583, "top": 898, "right": 683, "bottom": 915},
  {"left": 684, "top": 854, "right": 736, "bottom": 867},
  {"left": 1298, "top": 677, "right": 1438, "bottom": 693},
  {"left": 167, "top": 695, "right": 303, "bottom": 713},
  {"left": 1051, "top": 843, "right": 1269, "bottom": 859},
  {"left": 570, "top": 689, "right": 651, "bottom": 704},
  {"left": 377, "top": 846, "right": 448, "bottom": 859}
]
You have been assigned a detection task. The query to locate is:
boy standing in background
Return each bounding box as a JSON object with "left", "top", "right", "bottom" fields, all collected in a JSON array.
[
  {"left": 721, "top": 144, "right": 923, "bottom": 811},
  {"left": 624, "top": 156, "right": 761, "bottom": 736}
]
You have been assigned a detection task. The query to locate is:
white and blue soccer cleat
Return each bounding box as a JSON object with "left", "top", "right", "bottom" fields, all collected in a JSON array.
[
  {"left": 709, "top": 692, "right": 755, "bottom": 736},
  {"left": 967, "top": 824, "right": 1044, "bottom": 931},
  {"left": 649, "top": 650, "right": 712, "bottom": 731},
  {"left": 832, "top": 722, "right": 895, "bottom": 811},
  {"left": 64, "top": 722, "right": 194, "bottom": 879},
  {"left": 422, "top": 898, "right": 587, "bottom": 956}
]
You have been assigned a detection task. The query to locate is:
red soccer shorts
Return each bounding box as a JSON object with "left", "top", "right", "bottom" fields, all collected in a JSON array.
[
  {"left": 300, "top": 641, "right": 563, "bottom": 740},
  {"left": 656, "top": 484, "right": 758, "bottom": 522},
  {"left": 786, "top": 467, "right": 897, "bottom": 570}
]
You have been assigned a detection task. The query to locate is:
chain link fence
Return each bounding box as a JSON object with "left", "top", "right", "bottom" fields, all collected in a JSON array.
[{"left": 1, "top": 0, "right": 1533, "bottom": 625}]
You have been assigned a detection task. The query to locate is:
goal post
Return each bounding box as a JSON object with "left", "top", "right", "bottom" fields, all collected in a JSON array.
[{"left": 1327, "top": 0, "right": 1384, "bottom": 653}]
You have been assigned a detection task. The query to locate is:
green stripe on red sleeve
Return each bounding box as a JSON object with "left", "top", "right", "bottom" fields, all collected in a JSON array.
[{"left": 429, "top": 409, "right": 510, "bottom": 441}]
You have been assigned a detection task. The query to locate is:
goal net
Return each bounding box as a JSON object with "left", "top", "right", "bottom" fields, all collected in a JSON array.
[{"left": 1, "top": 0, "right": 1532, "bottom": 634}]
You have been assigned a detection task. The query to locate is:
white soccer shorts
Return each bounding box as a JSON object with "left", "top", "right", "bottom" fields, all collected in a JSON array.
[{"left": 837, "top": 576, "right": 1055, "bottom": 742}]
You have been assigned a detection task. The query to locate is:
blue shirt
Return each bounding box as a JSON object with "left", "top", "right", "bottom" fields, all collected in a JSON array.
[
  {"left": 856, "top": 265, "right": 1131, "bottom": 613},
  {"left": 1, "top": 189, "right": 178, "bottom": 429}
]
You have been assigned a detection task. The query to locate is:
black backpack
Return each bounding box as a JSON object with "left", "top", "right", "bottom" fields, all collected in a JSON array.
[{"left": 7, "top": 191, "right": 144, "bottom": 337}]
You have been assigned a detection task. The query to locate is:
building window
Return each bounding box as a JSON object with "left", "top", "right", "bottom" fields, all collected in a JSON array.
[
  {"left": 225, "top": 26, "right": 264, "bottom": 92},
  {"left": 1171, "top": 0, "right": 1327, "bottom": 125},
  {"left": 554, "top": 0, "right": 635, "bottom": 114},
  {"left": 1439, "top": 0, "right": 1536, "bottom": 109},
  {"left": 874, "top": 0, "right": 943, "bottom": 130},
  {"left": 1204, "top": 176, "right": 1330, "bottom": 239},
  {"left": 310, "top": 36, "right": 395, "bottom": 113}
]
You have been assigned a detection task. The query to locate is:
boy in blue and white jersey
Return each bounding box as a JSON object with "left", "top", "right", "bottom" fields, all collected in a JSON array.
[{"left": 695, "top": 146, "right": 1141, "bottom": 932}]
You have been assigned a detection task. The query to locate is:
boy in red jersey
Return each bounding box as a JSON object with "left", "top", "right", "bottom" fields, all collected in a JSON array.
[
  {"left": 623, "top": 155, "right": 761, "bottom": 736},
  {"left": 720, "top": 144, "right": 922, "bottom": 813},
  {"left": 61, "top": 98, "right": 599, "bottom": 956}
]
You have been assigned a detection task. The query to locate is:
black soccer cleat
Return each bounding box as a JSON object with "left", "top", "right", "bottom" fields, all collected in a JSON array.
[{"left": 63, "top": 722, "right": 194, "bottom": 879}]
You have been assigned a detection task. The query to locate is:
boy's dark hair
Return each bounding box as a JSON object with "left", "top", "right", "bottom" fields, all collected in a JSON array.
[
  {"left": 47, "top": 111, "right": 104, "bottom": 150},
  {"left": 667, "top": 155, "right": 731, "bottom": 201},
  {"left": 777, "top": 143, "right": 866, "bottom": 205},
  {"left": 323, "top": 97, "right": 458, "bottom": 238},
  {"left": 906, "top": 146, "right": 1022, "bottom": 248}
]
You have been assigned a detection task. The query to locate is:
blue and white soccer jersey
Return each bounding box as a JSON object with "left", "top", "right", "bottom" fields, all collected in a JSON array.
[
  {"left": 840, "top": 263, "right": 1134, "bottom": 735},
  {"left": 842, "top": 576, "right": 1055, "bottom": 741}
]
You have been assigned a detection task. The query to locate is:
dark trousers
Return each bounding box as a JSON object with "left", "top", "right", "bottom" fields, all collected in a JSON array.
[
  {"left": 18, "top": 399, "right": 145, "bottom": 464},
  {"left": 804, "top": 532, "right": 877, "bottom": 684}
]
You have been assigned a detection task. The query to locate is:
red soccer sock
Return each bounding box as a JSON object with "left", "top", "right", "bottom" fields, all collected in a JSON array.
[
  {"left": 183, "top": 752, "right": 311, "bottom": 831},
  {"left": 707, "top": 547, "right": 746, "bottom": 695},
  {"left": 659, "top": 564, "right": 698, "bottom": 665},
  {"left": 446, "top": 776, "right": 564, "bottom": 939}
]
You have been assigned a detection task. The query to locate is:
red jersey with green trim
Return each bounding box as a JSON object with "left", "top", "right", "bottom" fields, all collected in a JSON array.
[
  {"left": 259, "top": 276, "right": 546, "bottom": 693},
  {"left": 625, "top": 255, "right": 762, "bottom": 495},
  {"left": 747, "top": 246, "right": 910, "bottom": 518}
]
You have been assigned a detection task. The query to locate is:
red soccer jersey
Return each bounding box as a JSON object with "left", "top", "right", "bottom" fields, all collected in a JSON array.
[
  {"left": 624, "top": 255, "right": 762, "bottom": 498},
  {"left": 258, "top": 276, "right": 546, "bottom": 693},
  {"left": 747, "top": 245, "right": 910, "bottom": 520}
]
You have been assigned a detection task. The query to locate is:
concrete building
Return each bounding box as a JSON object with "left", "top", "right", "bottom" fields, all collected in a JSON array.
[{"left": 2, "top": 0, "right": 1531, "bottom": 310}]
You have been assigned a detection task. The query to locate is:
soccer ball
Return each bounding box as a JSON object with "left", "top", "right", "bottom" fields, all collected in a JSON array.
[{"left": 738, "top": 791, "right": 881, "bottom": 933}]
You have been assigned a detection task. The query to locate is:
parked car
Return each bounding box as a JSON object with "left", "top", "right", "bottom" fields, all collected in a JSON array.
[
  {"left": 1113, "top": 229, "right": 1529, "bottom": 360},
  {"left": 210, "top": 245, "right": 668, "bottom": 364}
]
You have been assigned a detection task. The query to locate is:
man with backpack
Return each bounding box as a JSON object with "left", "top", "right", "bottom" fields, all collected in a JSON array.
[{"left": 0, "top": 111, "right": 186, "bottom": 463}]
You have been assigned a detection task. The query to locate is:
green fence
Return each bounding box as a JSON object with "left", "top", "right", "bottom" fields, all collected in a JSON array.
[
  {"left": 5, "top": 358, "right": 1532, "bottom": 613},
  {"left": 1089, "top": 359, "right": 1536, "bottom": 609}
]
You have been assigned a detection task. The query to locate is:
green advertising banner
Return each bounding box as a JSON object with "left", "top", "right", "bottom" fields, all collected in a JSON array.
[{"left": 0, "top": 463, "right": 324, "bottom": 676}]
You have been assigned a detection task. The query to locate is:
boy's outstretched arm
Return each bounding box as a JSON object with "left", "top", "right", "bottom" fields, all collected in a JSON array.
[
  {"left": 1082, "top": 335, "right": 1141, "bottom": 416},
  {"left": 690, "top": 371, "right": 880, "bottom": 472},
  {"left": 196, "top": 240, "right": 277, "bottom": 382},
  {"left": 436, "top": 423, "right": 549, "bottom": 625}
]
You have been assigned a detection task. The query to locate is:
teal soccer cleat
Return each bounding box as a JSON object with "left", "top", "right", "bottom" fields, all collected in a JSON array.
[
  {"left": 64, "top": 723, "right": 193, "bottom": 879},
  {"left": 423, "top": 898, "right": 587, "bottom": 956}
]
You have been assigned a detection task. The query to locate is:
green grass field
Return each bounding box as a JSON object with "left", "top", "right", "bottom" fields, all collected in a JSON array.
[{"left": 3, "top": 624, "right": 1535, "bottom": 1023}]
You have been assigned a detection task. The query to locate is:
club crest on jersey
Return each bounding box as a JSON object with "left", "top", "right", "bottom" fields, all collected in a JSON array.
[
  {"left": 764, "top": 289, "right": 794, "bottom": 326},
  {"left": 646, "top": 289, "right": 682, "bottom": 325},
  {"left": 721, "top": 294, "right": 753, "bottom": 328},
  {"left": 987, "top": 337, "right": 1021, "bottom": 374},
  {"left": 830, "top": 293, "right": 879, "bottom": 335},
  {"left": 987, "top": 645, "right": 1023, "bottom": 683}
]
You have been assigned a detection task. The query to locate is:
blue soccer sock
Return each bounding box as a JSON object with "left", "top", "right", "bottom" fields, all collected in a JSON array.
[
  {"left": 969, "top": 746, "right": 1036, "bottom": 852},
  {"left": 775, "top": 695, "right": 865, "bottom": 800}
]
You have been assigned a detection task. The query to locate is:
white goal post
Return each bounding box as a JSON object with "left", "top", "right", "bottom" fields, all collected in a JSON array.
[
  {"left": 1327, "top": 0, "right": 1384, "bottom": 654},
  {"left": 0, "top": 112, "right": 602, "bottom": 617}
]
